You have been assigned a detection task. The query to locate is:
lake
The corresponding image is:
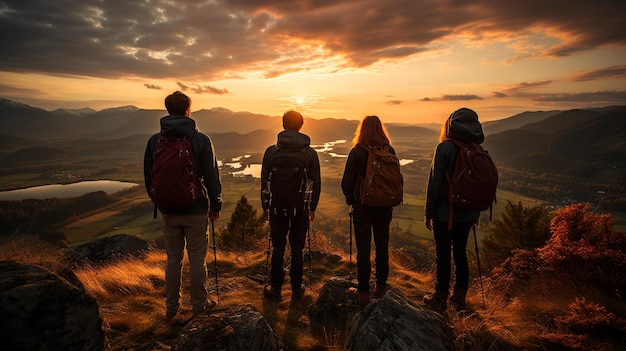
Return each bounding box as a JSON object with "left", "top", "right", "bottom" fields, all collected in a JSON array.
[{"left": 0, "top": 180, "right": 138, "bottom": 201}]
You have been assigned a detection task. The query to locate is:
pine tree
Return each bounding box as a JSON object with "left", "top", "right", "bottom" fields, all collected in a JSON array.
[
  {"left": 220, "top": 195, "right": 267, "bottom": 250},
  {"left": 482, "top": 200, "right": 551, "bottom": 271}
]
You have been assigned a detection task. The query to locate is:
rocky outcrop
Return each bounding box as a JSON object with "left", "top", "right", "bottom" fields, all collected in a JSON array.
[
  {"left": 0, "top": 261, "right": 105, "bottom": 351},
  {"left": 174, "top": 303, "right": 284, "bottom": 351},
  {"left": 346, "top": 290, "right": 456, "bottom": 351},
  {"left": 66, "top": 233, "right": 150, "bottom": 265},
  {"left": 309, "top": 276, "right": 357, "bottom": 334}
]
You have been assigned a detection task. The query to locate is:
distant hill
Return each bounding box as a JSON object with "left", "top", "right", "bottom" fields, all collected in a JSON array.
[
  {"left": 0, "top": 98, "right": 432, "bottom": 143},
  {"left": 482, "top": 110, "right": 560, "bottom": 136},
  {"left": 2, "top": 146, "right": 68, "bottom": 164},
  {"left": 484, "top": 106, "right": 626, "bottom": 182},
  {"left": 2, "top": 98, "right": 624, "bottom": 174}
]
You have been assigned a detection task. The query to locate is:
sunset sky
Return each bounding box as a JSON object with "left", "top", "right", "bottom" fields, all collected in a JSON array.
[{"left": 1, "top": 0, "right": 625, "bottom": 123}]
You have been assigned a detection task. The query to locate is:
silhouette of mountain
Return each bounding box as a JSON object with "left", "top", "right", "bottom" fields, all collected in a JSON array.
[
  {"left": 0, "top": 98, "right": 430, "bottom": 143},
  {"left": 482, "top": 110, "right": 560, "bottom": 136},
  {"left": 3, "top": 146, "right": 68, "bottom": 164},
  {"left": 2, "top": 98, "right": 624, "bottom": 174},
  {"left": 484, "top": 106, "right": 626, "bottom": 181}
]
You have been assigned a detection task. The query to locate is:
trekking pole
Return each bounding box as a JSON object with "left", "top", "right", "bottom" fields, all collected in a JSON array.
[
  {"left": 262, "top": 177, "right": 272, "bottom": 286},
  {"left": 265, "top": 211, "right": 272, "bottom": 286},
  {"left": 349, "top": 208, "right": 354, "bottom": 281},
  {"left": 472, "top": 224, "right": 485, "bottom": 308},
  {"left": 307, "top": 213, "right": 312, "bottom": 283},
  {"left": 304, "top": 178, "right": 313, "bottom": 283},
  {"left": 210, "top": 219, "right": 219, "bottom": 302}
]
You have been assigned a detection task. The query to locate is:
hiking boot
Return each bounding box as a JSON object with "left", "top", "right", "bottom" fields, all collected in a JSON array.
[
  {"left": 263, "top": 285, "right": 282, "bottom": 301},
  {"left": 193, "top": 300, "right": 217, "bottom": 317},
  {"left": 372, "top": 284, "right": 389, "bottom": 299},
  {"left": 424, "top": 291, "right": 448, "bottom": 314},
  {"left": 348, "top": 287, "right": 370, "bottom": 308},
  {"left": 450, "top": 287, "right": 467, "bottom": 312},
  {"left": 292, "top": 284, "right": 306, "bottom": 300}
]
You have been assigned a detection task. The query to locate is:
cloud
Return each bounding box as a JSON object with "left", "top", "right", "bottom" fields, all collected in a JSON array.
[
  {"left": 571, "top": 65, "right": 626, "bottom": 82},
  {"left": 492, "top": 92, "right": 508, "bottom": 98},
  {"left": 441, "top": 94, "right": 483, "bottom": 101},
  {"left": 144, "top": 84, "right": 162, "bottom": 90},
  {"left": 492, "top": 81, "right": 556, "bottom": 97},
  {"left": 386, "top": 100, "right": 403, "bottom": 105},
  {"left": 493, "top": 80, "right": 626, "bottom": 104},
  {"left": 0, "top": 0, "right": 624, "bottom": 81},
  {"left": 530, "top": 90, "right": 626, "bottom": 103},
  {"left": 422, "top": 94, "right": 483, "bottom": 102},
  {"left": 177, "top": 82, "right": 230, "bottom": 95}
]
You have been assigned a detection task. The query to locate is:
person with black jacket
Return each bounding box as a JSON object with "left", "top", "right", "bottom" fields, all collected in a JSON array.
[
  {"left": 341, "top": 115, "right": 396, "bottom": 308},
  {"left": 424, "top": 107, "right": 484, "bottom": 313},
  {"left": 261, "top": 110, "right": 321, "bottom": 301},
  {"left": 144, "top": 91, "right": 222, "bottom": 321}
]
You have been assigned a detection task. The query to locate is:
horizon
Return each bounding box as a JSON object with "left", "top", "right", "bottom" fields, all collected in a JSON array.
[
  {"left": 7, "top": 96, "right": 624, "bottom": 127},
  {"left": 0, "top": 1, "right": 625, "bottom": 123}
]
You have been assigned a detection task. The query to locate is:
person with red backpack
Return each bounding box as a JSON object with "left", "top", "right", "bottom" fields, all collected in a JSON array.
[
  {"left": 424, "top": 107, "right": 496, "bottom": 313},
  {"left": 144, "top": 91, "right": 222, "bottom": 321},
  {"left": 341, "top": 115, "right": 403, "bottom": 308},
  {"left": 261, "top": 110, "right": 321, "bottom": 302}
]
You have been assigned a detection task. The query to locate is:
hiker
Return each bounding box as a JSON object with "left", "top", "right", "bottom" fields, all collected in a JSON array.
[
  {"left": 341, "top": 115, "right": 400, "bottom": 307},
  {"left": 144, "top": 91, "right": 222, "bottom": 320},
  {"left": 261, "top": 110, "right": 321, "bottom": 301},
  {"left": 424, "top": 107, "right": 486, "bottom": 313}
]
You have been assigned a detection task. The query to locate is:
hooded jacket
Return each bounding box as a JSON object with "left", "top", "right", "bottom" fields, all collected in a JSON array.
[
  {"left": 425, "top": 108, "right": 484, "bottom": 222},
  {"left": 260, "top": 129, "right": 321, "bottom": 213},
  {"left": 144, "top": 115, "right": 222, "bottom": 214}
]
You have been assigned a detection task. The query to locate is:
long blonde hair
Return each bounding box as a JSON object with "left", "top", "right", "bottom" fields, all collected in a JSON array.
[
  {"left": 352, "top": 115, "right": 391, "bottom": 147},
  {"left": 439, "top": 115, "right": 450, "bottom": 143}
]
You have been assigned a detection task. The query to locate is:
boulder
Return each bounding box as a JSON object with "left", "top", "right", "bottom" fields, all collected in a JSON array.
[
  {"left": 346, "top": 290, "right": 456, "bottom": 351},
  {"left": 0, "top": 261, "right": 105, "bottom": 351},
  {"left": 309, "top": 276, "right": 357, "bottom": 335},
  {"left": 174, "top": 303, "right": 284, "bottom": 351},
  {"left": 66, "top": 233, "right": 150, "bottom": 265}
]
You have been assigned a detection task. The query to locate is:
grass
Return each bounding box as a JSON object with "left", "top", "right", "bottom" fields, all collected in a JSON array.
[{"left": 2, "top": 221, "right": 624, "bottom": 350}]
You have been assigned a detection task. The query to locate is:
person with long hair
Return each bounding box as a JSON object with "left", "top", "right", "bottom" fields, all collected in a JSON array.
[
  {"left": 341, "top": 115, "right": 396, "bottom": 307},
  {"left": 424, "top": 107, "right": 485, "bottom": 313}
]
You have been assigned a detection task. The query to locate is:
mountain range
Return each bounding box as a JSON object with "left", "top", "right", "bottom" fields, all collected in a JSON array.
[{"left": 1, "top": 98, "right": 625, "bottom": 175}]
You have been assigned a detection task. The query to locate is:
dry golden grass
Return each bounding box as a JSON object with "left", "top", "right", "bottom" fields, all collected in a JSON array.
[{"left": 3, "top": 231, "right": 623, "bottom": 350}]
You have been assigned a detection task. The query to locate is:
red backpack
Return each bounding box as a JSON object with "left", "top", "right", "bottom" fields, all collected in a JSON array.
[
  {"left": 149, "top": 133, "right": 203, "bottom": 209},
  {"left": 446, "top": 138, "right": 498, "bottom": 228}
]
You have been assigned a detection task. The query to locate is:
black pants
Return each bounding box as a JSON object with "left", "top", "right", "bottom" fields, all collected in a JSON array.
[
  {"left": 269, "top": 213, "right": 308, "bottom": 289},
  {"left": 433, "top": 220, "right": 473, "bottom": 293},
  {"left": 353, "top": 204, "right": 393, "bottom": 292}
]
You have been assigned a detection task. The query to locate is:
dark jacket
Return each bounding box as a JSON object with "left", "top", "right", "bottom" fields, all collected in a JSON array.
[
  {"left": 341, "top": 144, "right": 397, "bottom": 206},
  {"left": 425, "top": 108, "right": 484, "bottom": 222},
  {"left": 144, "top": 115, "right": 222, "bottom": 214},
  {"left": 260, "top": 130, "right": 321, "bottom": 212}
]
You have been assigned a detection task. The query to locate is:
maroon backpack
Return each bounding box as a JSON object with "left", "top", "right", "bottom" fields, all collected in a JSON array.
[
  {"left": 149, "top": 133, "right": 203, "bottom": 209},
  {"left": 446, "top": 138, "right": 498, "bottom": 228}
]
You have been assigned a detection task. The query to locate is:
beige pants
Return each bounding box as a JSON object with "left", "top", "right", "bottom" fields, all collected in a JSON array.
[{"left": 162, "top": 213, "right": 208, "bottom": 314}]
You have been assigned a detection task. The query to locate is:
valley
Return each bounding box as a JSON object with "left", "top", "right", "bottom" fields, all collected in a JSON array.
[{"left": 1, "top": 101, "right": 625, "bottom": 249}]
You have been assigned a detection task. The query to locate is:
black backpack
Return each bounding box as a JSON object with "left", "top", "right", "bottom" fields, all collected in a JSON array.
[{"left": 266, "top": 147, "right": 310, "bottom": 216}]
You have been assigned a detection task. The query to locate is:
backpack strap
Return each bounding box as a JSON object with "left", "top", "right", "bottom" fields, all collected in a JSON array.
[{"left": 446, "top": 139, "right": 462, "bottom": 231}]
